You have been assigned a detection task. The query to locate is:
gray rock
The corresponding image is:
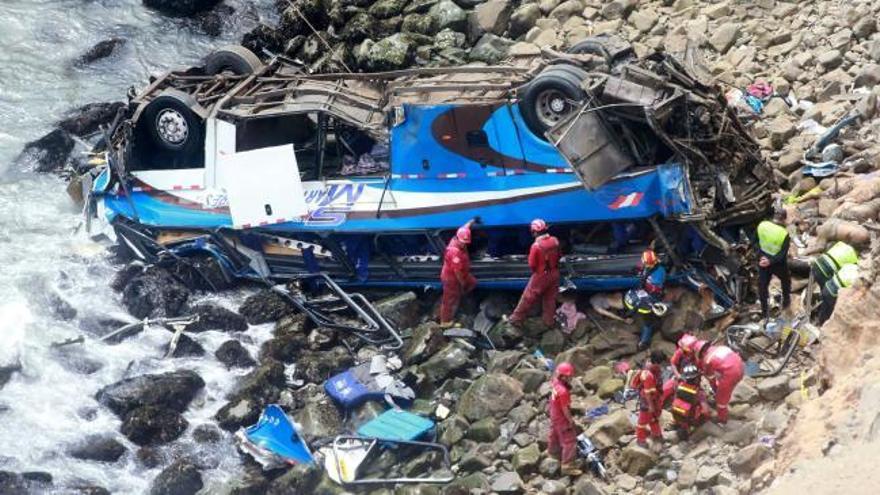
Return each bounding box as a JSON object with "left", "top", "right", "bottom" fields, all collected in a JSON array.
[
  {"left": 585, "top": 409, "right": 631, "bottom": 449},
  {"left": 553, "top": 346, "right": 592, "bottom": 374},
  {"left": 469, "top": 33, "right": 515, "bottom": 63},
  {"left": 294, "top": 400, "right": 343, "bottom": 441},
  {"left": 677, "top": 457, "right": 698, "bottom": 488},
  {"left": 369, "top": 0, "right": 409, "bottom": 19},
  {"left": 870, "top": 40, "right": 880, "bottom": 63},
  {"left": 854, "top": 64, "right": 880, "bottom": 88},
  {"left": 580, "top": 365, "right": 613, "bottom": 390},
  {"left": 731, "top": 382, "right": 759, "bottom": 405},
  {"left": 817, "top": 49, "right": 843, "bottom": 70},
  {"left": 597, "top": 378, "right": 624, "bottom": 399},
  {"left": 460, "top": 450, "right": 493, "bottom": 472},
  {"left": 757, "top": 375, "right": 791, "bottom": 401},
  {"left": 458, "top": 373, "right": 524, "bottom": 421},
  {"left": 509, "top": 403, "right": 537, "bottom": 424},
  {"left": 121, "top": 266, "right": 189, "bottom": 319},
  {"left": 539, "top": 456, "right": 559, "bottom": 477},
  {"left": 440, "top": 415, "right": 470, "bottom": 445},
  {"left": 619, "top": 445, "right": 658, "bottom": 475},
  {"left": 143, "top": 0, "right": 220, "bottom": 17},
  {"left": 402, "top": 321, "right": 445, "bottom": 364},
  {"left": 429, "top": 0, "right": 469, "bottom": 32},
  {"left": 435, "top": 29, "right": 468, "bottom": 50},
  {"left": 709, "top": 23, "right": 740, "bottom": 54},
  {"left": 419, "top": 341, "right": 474, "bottom": 383},
  {"left": 96, "top": 370, "right": 205, "bottom": 417},
  {"left": 467, "top": 417, "right": 500, "bottom": 442},
  {"left": 509, "top": 3, "right": 541, "bottom": 39},
  {"left": 512, "top": 443, "right": 540, "bottom": 474},
  {"left": 491, "top": 471, "right": 524, "bottom": 493},
  {"left": 215, "top": 340, "right": 256, "bottom": 369},
  {"left": 729, "top": 443, "right": 772, "bottom": 474},
  {"left": 488, "top": 350, "right": 526, "bottom": 373},
  {"left": 468, "top": 0, "right": 512, "bottom": 40},
  {"left": 74, "top": 38, "right": 126, "bottom": 67},
  {"left": 148, "top": 459, "right": 203, "bottom": 495},
  {"left": 573, "top": 478, "right": 607, "bottom": 495},
  {"left": 402, "top": 13, "right": 440, "bottom": 36},
  {"left": 184, "top": 304, "right": 247, "bottom": 333},
  {"left": 121, "top": 406, "right": 188, "bottom": 446},
  {"left": 541, "top": 479, "right": 567, "bottom": 495},
  {"left": 266, "top": 463, "right": 322, "bottom": 495},
  {"left": 68, "top": 435, "right": 126, "bottom": 463},
  {"left": 549, "top": 0, "right": 583, "bottom": 21},
  {"left": 511, "top": 367, "right": 548, "bottom": 393},
  {"left": 696, "top": 465, "right": 722, "bottom": 488},
  {"left": 601, "top": 0, "right": 637, "bottom": 20},
  {"left": 853, "top": 17, "right": 877, "bottom": 39},
  {"left": 365, "top": 34, "right": 416, "bottom": 70},
  {"left": 238, "top": 289, "right": 294, "bottom": 325}
]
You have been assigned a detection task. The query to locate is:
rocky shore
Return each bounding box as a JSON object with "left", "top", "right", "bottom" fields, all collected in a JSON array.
[{"left": 11, "top": 0, "right": 880, "bottom": 494}]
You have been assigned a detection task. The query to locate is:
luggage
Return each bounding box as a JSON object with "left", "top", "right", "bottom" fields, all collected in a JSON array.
[{"left": 357, "top": 409, "right": 435, "bottom": 442}]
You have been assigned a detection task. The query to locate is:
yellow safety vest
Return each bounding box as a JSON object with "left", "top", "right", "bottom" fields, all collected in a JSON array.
[
  {"left": 826, "top": 263, "right": 859, "bottom": 297},
  {"left": 757, "top": 221, "right": 788, "bottom": 256},
  {"left": 825, "top": 241, "right": 858, "bottom": 268}
]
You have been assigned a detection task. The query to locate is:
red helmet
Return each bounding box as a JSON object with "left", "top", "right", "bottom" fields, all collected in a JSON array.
[
  {"left": 530, "top": 218, "right": 548, "bottom": 234},
  {"left": 556, "top": 362, "right": 575, "bottom": 377},
  {"left": 678, "top": 334, "right": 697, "bottom": 351},
  {"left": 641, "top": 249, "right": 658, "bottom": 268},
  {"left": 456, "top": 225, "right": 472, "bottom": 244}
]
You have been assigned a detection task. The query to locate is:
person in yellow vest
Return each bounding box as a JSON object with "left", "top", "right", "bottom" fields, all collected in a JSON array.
[
  {"left": 756, "top": 210, "right": 791, "bottom": 320},
  {"left": 817, "top": 263, "right": 859, "bottom": 324},
  {"left": 811, "top": 241, "right": 858, "bottom": 290}
]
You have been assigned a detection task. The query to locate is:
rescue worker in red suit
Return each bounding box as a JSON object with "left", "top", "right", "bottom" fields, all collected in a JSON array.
[
  {"left": 697, "top": 341, "right": 744, "bottom": 424},
  {"left": 662, "top": 334, "right": 705, "bottom": 404},
  {"left": 631, "top": 351, "right": 666, "bottom": 450},
  {"left": 439, "top": 219, "right": 478, "bottom": 327},
  {"left": 509, "top": 219, "right": 560, "bottom": 327},
  {"left": 547, "top": 362, "right": 582, "bottom": 476}
]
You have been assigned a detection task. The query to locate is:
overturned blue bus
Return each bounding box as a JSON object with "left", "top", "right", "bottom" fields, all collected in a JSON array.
[{"left": 84, "top": 40, "right": 772, "bottom": 300}]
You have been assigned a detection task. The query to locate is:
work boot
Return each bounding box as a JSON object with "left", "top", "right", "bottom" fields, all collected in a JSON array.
[
  {"left": 650, "top": 439, "right": 663, "bottom": 453},
  {"left": 561, "top": 463, "right": 583, "bottom": 476},
  {"left": 439, "top": 321, "right": 455, "bottom": 329}
]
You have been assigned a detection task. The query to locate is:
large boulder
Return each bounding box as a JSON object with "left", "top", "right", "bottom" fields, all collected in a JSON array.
[
  {"left": 757, "top": 375, "right": 791, "bottom": 401},
  {"left": 512, "top": 443, "right": 541, "bottom": 475},
  {"left": 508, "top": 3, "right": 541, "bottom": 38},
  {"left": 238, "top": 289, "right": 295, "bottom": 325},
  {"left": 374, "top": 292, "right": 421, "bottom": 330},
  {"left": 618, "top": 445, "right": 657, "bottom": 475},
  {"left": 266, "top": 464, "right": 322, "bottom": 495},
  {"left": 121, "top": 267, "right": 189, "bottom": 319},
  {"left": 67, "top": 435, "right": 127, "bottom": 463},
  {"left": 729, "top": 443, "right": 772, "bottom": 474},
  {"left": 369, "top": 0, "right": 409, "bottom": 18},
  {"left": 365, "top": 34, "right": 416, "bottom": 70},
  {"left": 121, "top": 406, "right": 188, "bottom": 446},
  {"left": 402, "top": 322, "right": 446, "bottom": 364},
  {"left": 458, "top": 374, "right": 524, "bottom": 421},
  {"left": 96, "top": 370, "right": 205, "bottom": 417},
  {"left": 429, "top": 0, "right": 469, "bottom": 32},
  {"left": 15, "top": 128, "right": 74, "bottom": 174},
  {"left": 184, "top": 304, "right": 248, "bottom": 333},
  {"left": 215, "top": 340, "right": 257, "bottom": 369},
  {"left": 294, "top": 400, "right": 343, "bottom": 441},
  {"left": 57, "top": 102, "right": 125, "bottom": 137},
  {"left": 585, "top": 409, "right": 631, "bottom": 449},
  {"left": 553, "top": 346, "right": 592, "bottom": 373},
  {"left": 148, "top": 459, "right": 203, "bottom": 495},
  {"left": 74, "top": 38, "right": 126, "bottom": 68},
  {"left": 142, "top": 0, "right": 222, "bottom": 17},
  {"left": 468, "top": 0, "right": 512, "bottom": 41},
  {"left": 418, "top": 341, "right": 475, "bottom": 383},
  {"left": 469, "top": 33, "right": 515, "bottom": 63}
]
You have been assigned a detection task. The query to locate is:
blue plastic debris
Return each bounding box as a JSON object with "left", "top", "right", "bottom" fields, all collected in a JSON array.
[
  {"left": 357, "top": 409, "right": 435, "bottom": 442},
  {"left": 586, "top": 403, "right": 610, "bottom": 420},
  {"left": 237, "top": 404, "right": 314, "bottom": 468}
]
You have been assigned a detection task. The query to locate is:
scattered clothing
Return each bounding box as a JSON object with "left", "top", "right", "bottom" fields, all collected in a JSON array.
[
  {"left": 556, "top": 300, "right": 586, "bottom": 334},
  {"left": 341, "top": 143, "right": 390, "bottom": 176}
]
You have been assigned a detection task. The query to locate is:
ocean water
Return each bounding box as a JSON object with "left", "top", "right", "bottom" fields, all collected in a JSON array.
[{"left": 0, "top": 1, "right": 276, "bottom": 492}]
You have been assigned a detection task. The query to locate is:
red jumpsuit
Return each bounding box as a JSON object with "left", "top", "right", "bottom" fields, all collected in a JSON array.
[
  {"left": 510, "top": 234, "right": 561, "bottom": 326},
  {"left": 547, "top": 377, "right": 577, "bottom": 464},
  {"left": 630, "top": 364, "right": 662, "bottom": 444},
  {"left": 440, "top": 237, "right": 476, "bottom": 324},
  {"left": 700, "top": 345, "right": 744, "bottom": 423}
]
